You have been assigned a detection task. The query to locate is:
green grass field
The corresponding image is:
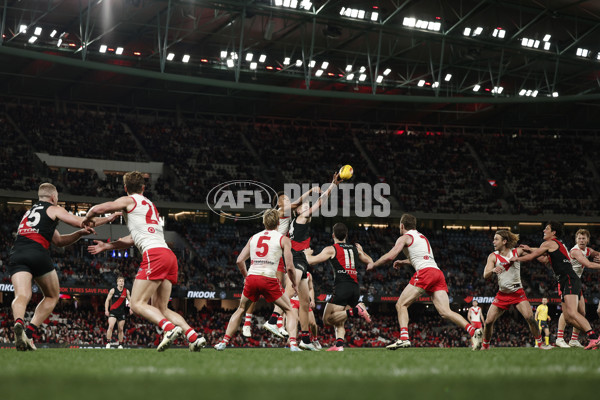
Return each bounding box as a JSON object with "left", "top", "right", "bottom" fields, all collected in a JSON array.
[{"left": 1, "top": 347, "right": 598, "bottom": 400}]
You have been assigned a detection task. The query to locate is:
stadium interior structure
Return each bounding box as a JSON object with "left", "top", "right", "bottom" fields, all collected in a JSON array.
[{"left": 1, "top": 0, "right": 600, "bottom": 348}]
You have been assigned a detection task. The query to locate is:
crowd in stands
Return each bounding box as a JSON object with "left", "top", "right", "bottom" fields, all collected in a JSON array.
[
  {"left": 1, "top": 303, "right": 577, "bottom": 349},
  {"left": 4, "top": 105, "right": 599, "bottom": 214}
]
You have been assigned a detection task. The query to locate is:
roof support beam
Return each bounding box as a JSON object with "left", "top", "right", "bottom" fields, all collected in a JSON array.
[
  {"left": 559, "top": 23, "right": 600, "bottom": 55},
  {"left": 0, "top": 0, "right": 7, "bottom": 46},
  {"left": 157, "top": 0, "right": 172, "bottom": 73},
  {"left": 79, "top": 0, "right": 93, "bottom": 61}
]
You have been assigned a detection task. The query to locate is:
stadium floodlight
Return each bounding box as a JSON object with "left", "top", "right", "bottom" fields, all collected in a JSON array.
[
  {"left": 533, "top": 40, "right": 540, "bottom": 48},
  {"left": 56, "top": 38, "right": 62, "bottom": 47},
  {"left": 246, "top": 53, "right": 253, "bottom": 62},
  {"left": 544, "top": 42, "right": 551, "bottom": 50},
  {"left": 531, "top": 90, "right": 538, "bottom": 97},
  {"left": 358, "top": 74, "right": 367, "bottom": 81},
  {"left": 597, "top": 52, "right": 600, "bottom": 60},
  {"left": 357, "top": 10, "right": 365, "bottom": 19},
  {"left": 167, "top": 53, "right": 175, "bottom": 61},
  {"left": 315, "top": 69, "right": 323, "bottom": 77},
  {"left": 359, "top": 66, "right": 366, "bottom": 73},
  {"left": 346, "top": 64, "right": 353, "bottom": 72},
  {"left": 226, "top": 59, "right": 235, "bottom": 68},
  {"left": 309, "top": 60, "right": 316, "bottom": 68},
  {"left": 34, "top": 27, "right": 42, "bottom": 36},
  {"left": 283, "top": 0, "right": 290, "bottom": 7},
  {"left": 432, "top": 81, "right": 440, "bottom": 88},
  {"left": 19, "top": 25, "right": 27, "bottom": 33},
  {"left": 275, "top": 0, "right": 283, "bottom": 5},
  {"left": 492, "top": 28, "right": 505, "bottom": 38},
  {"left": 543, "top": 34, "right": 551, "bottom": 42},
  {"left": 259, "top": 54, "right": 267, "bottom": 63},
  {"left": 492, "top": 86, "right": 503, "bottom": 94},
  {"left": 519, "top": 89, "right": 527, "bottom": 96},
  {"left": 576, "top": 48, "right": 589, "bottom": 57},
  {"left": 50, "top": 30, "right": 57, "bottom": 38},
  {"left": 250, "top": 62, "right": 257, "bottom": 70},
  {"left": 346, "top": 73, "right": 354, "bottom": 80},
  {"left": 383, "top": 68, "right": 391, "bottom": 76},
  {"left": 473, "top": 27, "right": 483, "bottom": 36},
  {"left": 300, "top": 1, "right": 312, "bottom": 11},
  {"left": 444, "top": 74, "right": 452, "bottom": 81},
  {"left": 182, "top": 54, "right": 190, "bottom": 63},
  {"left": 403, "top": 17, "right": 416, "bottom": 27},
  {"left": 283, "top": 57, "right": 290, "bottom": 65},
  {"left": 498, "top": 29, "right": 506, "bottom": 38},
  {"left": 296, "top": 59, "right": 303, "bottom": 67},
  {"left": 220, "top": 50, "right": 227, "bottom": 58},
  {"left": 525, "top": 90, "right": 532, "bottom": 96},
  {"left": 321, "top": 61, "right": 329, "bottom": 69},
  {"left": 416, "top": 20, "right": 427, "bottom": 29},
  {"left": 463, "top": 27, "right": 471, "bottom": 36},
  {"left": 376, "top": 75, "right": 383, "bottom": 83},
  {"left": 418, "top": 80, "right": 426, "bottom": 87},
  {"left": 527, "top": 39, "right": 534, "bottom": 47},
  {"left": 28, "top": 36, "right": 37, "bottom": 43},
  {"left": 99, "top": 44, "right": 107, "bottom": 53},
  {"left": 230, "top": 52, "right": 238, "bottom": 59},
  {"left": 371, "top": 12, "right": 378, "bottom": 21},
  {"left": 428, "top": 22, "right": 441, "bottom": 31},
  {"left": 473, "top": 84, "right": 481, "bottom": 92},
  {"left": 552, "top": 92, "right": 559, "bottom": 97},
  {"left": 521, "top": 38, "right": 528, "bottom": 47},
  {"left": 116, "top": 47, "right": 124, "bottom": 55}
]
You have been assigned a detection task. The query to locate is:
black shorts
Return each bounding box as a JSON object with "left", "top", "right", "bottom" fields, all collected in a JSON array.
[
  {"left": 330, "top": 283, "right": 360, "bottom": 307},
  {"left": 538, "top": 320, "right": 549, "bottom": 330},
  {"left": 557, "top": 272, "right": 582, "bottom": 301},
  {"left": 7, "top": 248, "right": 55, "bottom": 278},
  {"left": 109, "top": 311, "right": 126, "bottom": 322},
  {"left": 292, "top": 251, "right": 309, "bottom": 280}
]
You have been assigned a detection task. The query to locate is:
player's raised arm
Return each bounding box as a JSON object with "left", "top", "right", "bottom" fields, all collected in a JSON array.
[
  {"left": 289, "top": 186, "right": 321, "bottom": 212},
  {"left": 302, "top": 172, "right": 341, "bottom": 217},
  {"left": 235, "top": 240, "right": 251, "bottom": 278},
  {"left": 571, "top": 248, "right": 600, "bottom": 270},
  {"left": 281, "top": 236, "right": 297, "bottom": 293},
  {"left": 88, "top": 235, "right": 135, "bottom": 254},
  {"left": 510, "top": 241, "right": 552, "bottom": 263},
  {"left": 105, "top": 288, "right": 115, "bottom": 317},
  {"left": 367, "top": 234, "right": 411, "bottom": 271},
  {"left": 355, "top": 243, "right": 373, "bottom": 265},
  {"left": 305, "top": 246, "right": 335, "bottom": 265},
  {"left": 83, "top": 196, "right": 134, "bottom": 226}
]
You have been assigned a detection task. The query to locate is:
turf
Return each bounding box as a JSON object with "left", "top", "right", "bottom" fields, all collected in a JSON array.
[{"left": 1, "top": 347, "right": 598, "bottom": 400}]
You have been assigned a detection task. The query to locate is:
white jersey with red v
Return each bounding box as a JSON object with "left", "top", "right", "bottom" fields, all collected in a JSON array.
[{"left": 124, "top": 193, "right": 169, "bottom": 254}]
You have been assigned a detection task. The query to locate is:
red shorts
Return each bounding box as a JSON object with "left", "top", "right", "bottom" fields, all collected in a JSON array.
[
  {"left": 409, "top": 268, "right": 448, "bottom": 294},
  {"left": 492, "top": 289, "right": 528, "bottom": 310},
  {"left": 290, "top": 298, "right": 313, "bottom": 312},
  {"left": 277, "top": 258, "right": 285, "bottom": 273},
  {"left": 136, "top": 247, "right": 178, "bottom": 284},
  {"left": 471, "top": 321, "right": 483, "bottom": 329},
  {"left": 243, "top": 275, "right": 284, "bottom": 303}
]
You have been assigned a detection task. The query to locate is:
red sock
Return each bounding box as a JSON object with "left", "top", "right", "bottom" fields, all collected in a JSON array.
[
  {"left": 185, "top": 328, "right": 198, "bottom": 343},
  {"left": 159, "top": 319, "right": 175, "bottom": 332},
  {"left": 557, "top": 329, "right": 564, "bottom": 340},
  {"left": 289, "top": 337, "right": 297, "bottom": 346},
  {"left": 223, "top": 334, "right": 231, "bottom": 344},
  {"left": 466, "top": 324, "right": 476, "bottom": 337},
  {"left": 572, "top": 331, "right": 579, "bottom": 341},
  {"left": 310, "top": 335, "right": 317, "bottom": 342},
  {"left": 276, "top": 316, "right": 284, "bottom": 329},
  {"left": 535, "top": 335, "right": 542, "bottom": 347},
  {"left": 482, "top": 340, "right": 490, "bottom": 349},
  {"left": 400, "top": 327, "right": 409, "bottom": 341},
  {"left": 244, "top": 313, "right": 252, "bottom": 327}
]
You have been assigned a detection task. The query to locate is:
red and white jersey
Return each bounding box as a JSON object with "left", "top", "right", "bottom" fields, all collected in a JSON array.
[
  {"left": 124, "top": 194, "right": 168, "bottom": 254},
  {"left": 402, "top": 230, "right": 439, "bottom": 272},
  {"left": 570, "top": 245, "right": 591, "bottom": 278},
  {"left": 494, "top": 248, "right": 522, "bottom": 293},
  {"left": 248, "top": 229, "right": 284, "bottom": 279},
  {"left": 469, "top": 306, "right": 482, "bottom": 322},
  {"left": 277, "top": 214, "right": 291, "bottom": 236}
]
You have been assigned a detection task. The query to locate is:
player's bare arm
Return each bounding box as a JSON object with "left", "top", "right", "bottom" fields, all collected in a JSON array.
[
  {"left": 88, "top": 235, "right": 135, "bottom": 254},
  {"left": 105, "top": 289, "right": 115, "bottom": 317},
  {"left": 51, "top": 226, "right": 95, "bottom": 247},
  {"left": 367, "top": 234, "right": 411, "bottom": 271},
  {"left": 298, "top": 173, "right": 341, "bottom": 221},
  {"left": 288, "top": 187, "right": 321, "bottom": 212},
  {"left": 510, "top": 241, "right": 555, "bottom": 263},
  {"left": 281, "top": 236, "right": 297, "bottom": 293},
  {"left": 305, "top": 246, "right": 335, "bottom": 265},
  {"left": 83, "top": 196, "right": 134, "bottom": 227},
  {"left": 571, "top": 248, "right": 600, "bottom": 270},
  {"left": 483, "top": 253, "right": 497, "bottom": 279},
  {"left": 235, "top": 240, "right": 251, "bottom": 278},
  {"left": 355, "top": 243, "right": 373, "bottom": 265}
]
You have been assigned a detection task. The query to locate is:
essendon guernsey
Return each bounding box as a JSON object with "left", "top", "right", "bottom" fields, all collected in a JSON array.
[
  {"left": 110, "top": 287, "right": 128, "bottom": 314},
  {"left": 329, "top": 243, "right": 359, "bottom": 285},
  {"left": 11, "top": 201, "right": 58, "bottom": 252},
  {"left": 547, "top": 239, "right": 573, "bottom": 279}
]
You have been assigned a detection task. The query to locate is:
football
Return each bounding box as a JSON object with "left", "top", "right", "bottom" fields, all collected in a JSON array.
[{"left": 339, "top": 164, "right": 353, "bottom": 180}]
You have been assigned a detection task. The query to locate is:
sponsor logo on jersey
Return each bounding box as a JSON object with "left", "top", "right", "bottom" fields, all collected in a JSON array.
[{"left": 186, "top": 290, "right": 217, "bottom": 299}]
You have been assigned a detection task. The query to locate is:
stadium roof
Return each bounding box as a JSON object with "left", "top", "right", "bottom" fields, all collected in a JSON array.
[{"left": 1, "top": 0, "right": 600, "bottom": 126}]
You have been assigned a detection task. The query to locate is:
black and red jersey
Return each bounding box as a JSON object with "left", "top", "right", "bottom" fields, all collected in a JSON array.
[
  {"left": 290, "top": 218, "right": 310, "bottom": 251},
  {"left": 547, "top": 238, "right": 573, "bottom": 279},
  {"left": 109, "top": 287, "right": 128, "bottom": 313},
  {"left": 329, "top": 243, "right": 359, "bottom": 285},
  {"left": 11, "top": 201, "right": 58, "bottom": 252}
]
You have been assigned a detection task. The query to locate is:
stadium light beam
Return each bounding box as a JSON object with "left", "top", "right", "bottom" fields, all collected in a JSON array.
[
  {"left": 245, "top": 53, "right": 253, "bottom": 62},
  {"left": 359, "top": 74, "right": 367, "bottom": 81},
  {"left": 259, "top": 54, "right": 267, "bottom": 63},
  {"left": 167, "top": 53, "right": 175, "bottom": 61},
  {"left": 283, "top": 57, "right": 290, "bottom": 65},
  {"left": 417, "top": 80, "right": 426, "bottom": 87},
  {"left": 115, "top": 47, "right": 124, "bottom": 55},
  {"left": 99, "top": 45, "right": 107, "bottom": 53},
  {"left": 250, "top": 62, "right": 257, "bottom": 70},
  {"left": 473, "top": 84, "right": 481, "bottom": 92},
  {"left": 50, "top": 30, "right": 57, "bottom": 38},
  {"left": 383, "top": 68, "right": 391, "bottom": 76},
  {"left": 34, "top": 27, "right": 42, "bottom": 36},
  {"left": 28, "top": 36, "right": 37, "bottom": 44},
  {"left": 182, "top": 54, "right": 190, "bottom": 63},
  {"left": 444, "top": 74, "right": 452, "bottom": 81}
]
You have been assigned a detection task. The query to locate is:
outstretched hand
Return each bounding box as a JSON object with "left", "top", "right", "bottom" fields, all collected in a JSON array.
[
  {"left": 88, "top": 239, "right": 109, "bottom": 255},
  {"left": 107, "top": 212, "right": 122, "bottom": 223}
]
